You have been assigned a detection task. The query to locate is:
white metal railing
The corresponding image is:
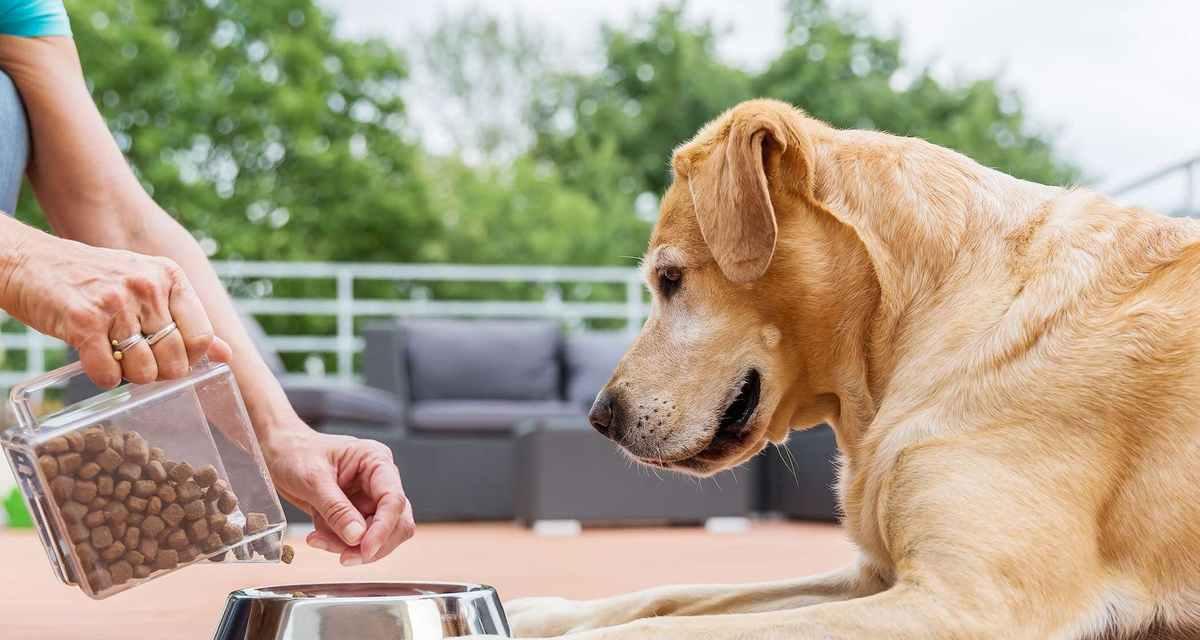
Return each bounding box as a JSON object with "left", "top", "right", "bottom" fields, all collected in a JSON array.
[
  {"left": 1110, "top": 152, "right": 1199, "bottom": 217},
  {"left": 0, "top": 261, "right": 648, "bottom": 388}
]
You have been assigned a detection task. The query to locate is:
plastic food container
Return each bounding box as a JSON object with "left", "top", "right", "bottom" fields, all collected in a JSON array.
[{"left": 1, "top": 359, "right": 286, "bottom": 599}]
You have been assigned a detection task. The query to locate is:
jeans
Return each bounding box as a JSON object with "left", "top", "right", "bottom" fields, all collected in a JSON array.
[{"left": 0, "top": 70, "right": 29, "bottom": 216}]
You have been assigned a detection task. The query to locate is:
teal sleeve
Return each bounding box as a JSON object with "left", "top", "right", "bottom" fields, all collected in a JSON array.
[{"left": 0, "top": 0, "right": 71, "bottom": 38}]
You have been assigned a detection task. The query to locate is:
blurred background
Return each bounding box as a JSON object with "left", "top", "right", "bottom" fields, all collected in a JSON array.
[{"left": 0, "top": 1, "right": 1197, "bottom": 634}]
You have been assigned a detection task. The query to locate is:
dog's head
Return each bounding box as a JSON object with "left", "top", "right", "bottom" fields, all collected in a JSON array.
[{"left": 589, "top": 99, "right": 859, "bottom": 476}]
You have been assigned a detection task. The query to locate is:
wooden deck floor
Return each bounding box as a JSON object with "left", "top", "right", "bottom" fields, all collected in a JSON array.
[{"left": 0, "top": 521, "right": 856, "bottom": 639}]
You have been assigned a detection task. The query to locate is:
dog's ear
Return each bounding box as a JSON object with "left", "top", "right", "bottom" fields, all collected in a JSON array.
[{"left": 679, "top": 110, "right": 789, "bottom": 283}]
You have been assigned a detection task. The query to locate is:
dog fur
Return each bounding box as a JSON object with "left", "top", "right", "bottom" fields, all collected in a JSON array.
[{"left": 503, "top": 99, "right": 1200, "bottom": 639}]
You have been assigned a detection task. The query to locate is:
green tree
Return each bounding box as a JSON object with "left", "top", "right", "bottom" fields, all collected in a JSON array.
[
  {"left": 21, "top": 0, "right": 435, "bottom": 264},
  {"left": 531, "top": 1, "right": 1080, "bottom": 209}
]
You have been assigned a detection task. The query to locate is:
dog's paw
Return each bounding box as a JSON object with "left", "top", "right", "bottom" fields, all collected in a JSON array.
[{"left": 505, "top": 596, "right": 607, "bottom": 637}]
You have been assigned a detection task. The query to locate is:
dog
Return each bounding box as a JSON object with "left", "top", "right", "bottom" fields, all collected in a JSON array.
[{"left": 500, "top": 99, "right": 1200, "bottom": 639}]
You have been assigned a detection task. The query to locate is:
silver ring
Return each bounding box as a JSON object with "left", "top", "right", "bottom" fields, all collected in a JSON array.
[
  {"left": 111, "top": 333, "right": 146, "bottom": 361},
  {"left": 144, "top": 321, "right": 178, "bottom": 347}
]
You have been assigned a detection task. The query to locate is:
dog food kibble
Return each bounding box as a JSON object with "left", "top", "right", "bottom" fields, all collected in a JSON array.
[
  {"left": 116, "top": 462, "right": 142, "bottom": 481},
  {"left": 95, "top": 448, "right": 122, "bottom": 473},
  {"left": 169, "top": 462, "right": 193, "bottom": 483},
  {"left": 35, "top": 423, "right": 267, "bottom": 595},
  {"left": 281, "top": 544, "right": 295, "bottom": 564},
  {"left": 38, "top": 455, "right": 59, "bottom": 479},
  {"left": 162, "top": 503, "right": 185, "bottom": 528},
  {"left": 58, "top": 453, "right": 82, "bottom": 476},
  {"left": 145, "top": 461, "right": 167, "bottom": 482}
]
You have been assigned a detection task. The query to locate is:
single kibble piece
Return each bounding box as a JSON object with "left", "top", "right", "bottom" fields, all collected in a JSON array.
[
  {"left": 50, "top": 476, "right": 75, "bottom": 503},
  {"left": 61, "top": 500, "right": 88, "bottom": 523},
  {"left": 104, "top": 501, "right": 129, "bottom": 525},
  {"left": 133, "top": 564, "right": 152, "bottom": 579},
  {"left": 183, "top": 500, "right": 206, "bottom": 521},
  {"left": 281, "top": 544, "right": 295, "bottom": 564},
  {"left": 109, "top": 560, "right": 133, "bottom": 585},
  {"left": 124, "top": 433, "right": 149, "bottom": 465},
  {"left": 157, "top": 485, "right": 177, "bottom": 504},
  {"left": 128, "top": 512, "right": 145, "bottom": 527},
  {"left": 127, "top": 496, "right": 148, "bottom": 513},
  {"left": 86, "top": 568, "right": 113, "bottom": 591},
  {"left": 139, "top": 537, "right": 159, "bottom": 560},
  {"left": 71, "top": 480, "right": 98, "bottom": 503},
  {"left": 123, "top": 526, "right": 141, "bottom": 550},
  {"left": 149, "top": 447, "right": 164, "bottom": 462},
  {"left": 97, "top": 475, "right": 114, "bottom": 497},
  {"left": 57, "top": 453, "right": 82, "bottom": 476},
  {"left": 166, "top": 529, "right": 189, "bottom": 550},
  {"left": 177, "top": 480, "right": 202, "bottom": 503},
  {"left": 207, "top": 513, "right": 227, "bottom": 531},
  {"left": 186, "top": 518, "right": 209, "bottom": 543},
  {"left": 82, "top": 428, "right": 108, "bottom": 454},
  {"left": 147, "top": 497, "right": 163, "bottom": 515},
  {"left": 76, "top": 543, "right": 98, "bottom": 571},
  {"left": 217, "top": 491, "right": 238, "bottom": 515},
  {"left": 194, "top": 465, "right": 219, "bottom": 488},
  {"left": 84, "top": 510, "right": 106, "bottom": 528},
  {"left": 37, "top": 455, "right": 58, "bottom": 480},
  {"left": 90, "top": 525, "right": 114, "bottom": 549},
  {"left": 201, "top": 532, "right": 223, "bottom": 553},
  {"left": 116, "top": 462, "right": 142, "bottom": 481},
  {"left": 209, "top": 550, "right": 227, "bottom": 563},
  {"left": 213, "top": 478, "right": 230, "bottom": 493},
  {"left": 179, "top": 545, "right": 200, "bottom": 563},
  {"left": 78, "top": 463, "right": 101, "bottom": 481},
  {"left": 100, "top": 541, "right": 126, "bottom": 563},
  {"left": 156, "top": 549, "right": 179, "bottom": 571},
  {"left": 89, "top": 496, "right": 109, "bottom": 510},
  {"left": 113, "top": 480, "right": 132, "bottom": 501},
  {"left": 132, "top": 480, "right": 157, "bottom": 499},
  {"left": 244, "top": 512, "right": 269, "bottom": 534},
  {"left": 219, "top": 522, "right": 243, "bottom": 545},
  {"left": 42, "top": 436, "right": 69, "bottom": 455},
  {"left": 67, "top": 523, "right": 89, "bottom": 544},
  {"left": 95, "top": 448, "right": 123, "bottom": 473},
  {"left": 162, "top": 503, "right": 185, "bottom": 527},
  {"left": 124, "top": 549, "right": 145, "bottom": 567},
  {"left": 141, "top": 515, "right": 165, "bottom": 538},
  {"left": 65, "top": 431, "right": 85, "bottom": 453},
  {"left": 169, "top": 462, "right": 193, "bottom": 483},
  {"left": 145, "top": 461, "right": 167, "bottom": 483},
  {"left": 112, "top": 522, "right": 127, "bottom": 540}
]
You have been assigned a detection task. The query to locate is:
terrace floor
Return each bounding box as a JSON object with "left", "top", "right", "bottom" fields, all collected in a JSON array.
[{"left": 0, "top": 521, "right": 855, "bottom": 639}]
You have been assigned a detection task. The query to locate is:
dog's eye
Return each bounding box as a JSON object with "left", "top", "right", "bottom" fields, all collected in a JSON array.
[{"left": 658, "top": 267, "right": 682, "bottom": 298}]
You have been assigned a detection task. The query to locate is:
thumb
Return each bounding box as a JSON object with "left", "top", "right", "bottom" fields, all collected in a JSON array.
[{"left": 310, "top": 478, "right": 367, "bottom": 546}]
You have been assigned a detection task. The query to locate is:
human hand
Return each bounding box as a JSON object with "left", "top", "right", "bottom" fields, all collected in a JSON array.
[
  {"left": 263, "top": 426, "right": 414, "bottom": 565},
  {"left": 1, "top": 231, "right": 230, "bottom": 387}
]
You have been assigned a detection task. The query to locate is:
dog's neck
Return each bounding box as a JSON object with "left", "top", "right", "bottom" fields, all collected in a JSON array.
[{"left": 798, "top": 128, "right": 1057, "bottom": 454}]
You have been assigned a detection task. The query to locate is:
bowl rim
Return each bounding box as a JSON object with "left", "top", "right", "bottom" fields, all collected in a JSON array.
[{"left": 232, "top": 581, "right": 499, "bottom": 601}]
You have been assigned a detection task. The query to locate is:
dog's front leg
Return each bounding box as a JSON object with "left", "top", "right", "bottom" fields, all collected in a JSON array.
[{"left": 506, "top": 560, "right": 885, "bottom": 638}]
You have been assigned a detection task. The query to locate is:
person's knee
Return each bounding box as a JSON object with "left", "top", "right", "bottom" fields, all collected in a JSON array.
[{"left": 0, "top": 70, "right": 30, "bottom": 214}]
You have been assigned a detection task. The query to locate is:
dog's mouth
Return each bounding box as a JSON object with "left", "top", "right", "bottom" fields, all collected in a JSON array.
[{"left": 693, "top": 368, "right": 762, "bottom": 462}]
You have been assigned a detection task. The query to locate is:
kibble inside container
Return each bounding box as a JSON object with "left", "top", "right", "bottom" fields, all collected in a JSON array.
[{"left": 1, "top": 359, "right": 287, "bottom": 599}]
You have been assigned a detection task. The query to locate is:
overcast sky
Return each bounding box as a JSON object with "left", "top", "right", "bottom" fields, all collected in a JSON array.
[{"left": 320, "top": 0, "right": 1199, "bottom": 213}]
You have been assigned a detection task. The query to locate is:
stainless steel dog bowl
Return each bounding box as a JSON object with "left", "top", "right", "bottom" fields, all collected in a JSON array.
[{"left": 213, "top": 582, "right": 510, "bottom": 639}]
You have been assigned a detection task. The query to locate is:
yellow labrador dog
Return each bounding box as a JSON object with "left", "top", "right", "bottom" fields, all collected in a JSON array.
[{"left": 503, "top": 99, "right": 1200, "bottom": 640}]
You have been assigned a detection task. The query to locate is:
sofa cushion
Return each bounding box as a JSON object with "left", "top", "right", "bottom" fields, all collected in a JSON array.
[
  {"left": 284, "top": 382, "right": 404, "bottom": 427},
  {"left": 564, "top": 332, "right": 633, "bottom": 409},
  {"left": 405, "top": 320, "right": 562, "bottom": 402},
  {"left": 410, "top": 400, "right": 582, "bottom": 434}
]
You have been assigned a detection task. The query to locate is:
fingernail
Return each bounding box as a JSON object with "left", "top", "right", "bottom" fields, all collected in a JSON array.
[
  {"left": 341, "top": 556, "right": 363, "bottom": 567},
  {"left": 344, "top": 521, "right": 365, "bottom": 544}
]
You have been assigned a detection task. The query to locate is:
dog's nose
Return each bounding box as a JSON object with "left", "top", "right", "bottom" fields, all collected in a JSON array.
[{"left": 588, "top": 391, "right": 615, "bottom": 438}]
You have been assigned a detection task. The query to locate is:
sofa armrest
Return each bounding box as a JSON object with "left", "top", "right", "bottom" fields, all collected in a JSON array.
[
  {"left": 363, "top": 320, "right": 411, "bottom": 410},
  {"left": 283, "top": 382, "right": 405, "bottom": 431}
]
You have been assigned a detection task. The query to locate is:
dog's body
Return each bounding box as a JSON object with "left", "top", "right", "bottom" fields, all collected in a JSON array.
[{"left": 507, "top": 100, "right": 1200, "bottom": 639}]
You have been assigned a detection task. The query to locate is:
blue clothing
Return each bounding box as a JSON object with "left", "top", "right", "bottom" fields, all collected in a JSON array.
[
  {"left": 0, "top": 0, "right": 70, "bottom": 38},
  {"left": 0, "top": 70, "right": 28, "bottom": 215}
]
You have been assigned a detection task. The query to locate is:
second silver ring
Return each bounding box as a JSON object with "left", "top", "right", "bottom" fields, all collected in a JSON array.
[{"left": 144, "top": 321, "right": 178, "bottom": 347}]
